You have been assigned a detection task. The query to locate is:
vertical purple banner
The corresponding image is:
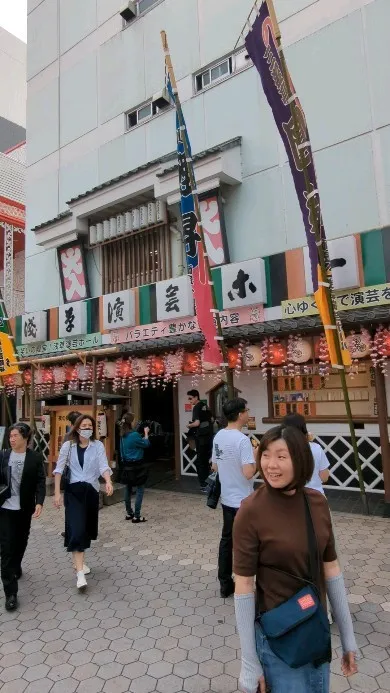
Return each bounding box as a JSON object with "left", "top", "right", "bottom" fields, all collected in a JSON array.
[{"left": 245, "top": 2, "right": 324, "bottom": 292}]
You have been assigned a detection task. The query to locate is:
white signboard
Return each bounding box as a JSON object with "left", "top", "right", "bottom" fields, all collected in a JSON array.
[
  {"left": 58, "top": 301, "right": 87, "bottom": 338},
  {"left": 304, "top": 236, "right": 360, "bottom": 294},
  {"left": 221, "top": 258, "right": 267, "bottom": 309},
  {"left": 22, "top": 312, "right": 47, "bottom": 344},
  {"left": 103, "top": 290, "right": 135, "bottom": 331},
  {"left": 156, "top": 275, "right": 195, "bottom": 321}
]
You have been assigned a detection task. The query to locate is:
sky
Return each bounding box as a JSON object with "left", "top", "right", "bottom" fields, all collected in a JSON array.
[{"left": 0, "top": 0, "right": 27, "bottom": 43}]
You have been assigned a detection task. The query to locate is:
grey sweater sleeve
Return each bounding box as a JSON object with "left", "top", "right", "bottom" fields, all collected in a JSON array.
[
  {"left": 234, "top": 593, "right": 263, "bottom": 693},
  {"left": 326, "top": 573, "right": 359, "bottom": 655}
]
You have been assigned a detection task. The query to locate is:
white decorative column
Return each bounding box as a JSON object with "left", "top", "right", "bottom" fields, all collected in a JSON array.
[{"left": 4, "top": 223, "right": 14, "bottom": 318}]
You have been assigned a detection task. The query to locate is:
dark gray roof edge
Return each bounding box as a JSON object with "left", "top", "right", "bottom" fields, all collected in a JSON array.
[
  {"left": 156, "top": 137, "right": 242, "bottom": 178},
  {"left": 31, "top": 210, "right": 72, "bottom": 233},
  {"left": 66, "top": 136, "right": 242, "bottom": 205}
]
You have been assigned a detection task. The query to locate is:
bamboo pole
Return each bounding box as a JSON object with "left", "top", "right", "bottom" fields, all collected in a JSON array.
[
  {"left": 161, "top": 30, "right": 234, "bottom": 400},
  {"left": 265, "top": 0, "right": 368, "bottom": 513},
  {"left": 91, "top": 356, "right": 98, "bottom": 425}
]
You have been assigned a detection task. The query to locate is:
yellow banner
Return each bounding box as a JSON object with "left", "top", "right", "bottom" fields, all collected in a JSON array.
[
  {"left": 282, "top": 283, "right": 390, "bottom": 319},
  {"left": 0, "top": 332, "right": 19, "bottom": 377}
]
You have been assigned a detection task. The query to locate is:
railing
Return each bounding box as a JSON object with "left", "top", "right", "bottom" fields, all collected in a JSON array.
[{"left": 181, "top": 431, "right": 384, "bottom": 493}]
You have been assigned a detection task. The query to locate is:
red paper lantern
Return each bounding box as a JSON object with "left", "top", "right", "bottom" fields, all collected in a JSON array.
[
  {"left": 120, "top": 358, "right": 132, "bottom": 378},
  {"left": 227, "top": 348, "right": 239, "bottom": 369},
  {"left": 268, "top": 342, "right": 286, "bottom": 366},
  {"left": 23, "top": 369, "right": 32, "bottom": 385},
  {"left": 150, "top": 356, "right": 165, "bottom": 377},
  {"left": 380, "top": 329, "right": 390, "bottom": 357},
  {"left": 183, "top": 352, "right": 199, "bottom": 374}
]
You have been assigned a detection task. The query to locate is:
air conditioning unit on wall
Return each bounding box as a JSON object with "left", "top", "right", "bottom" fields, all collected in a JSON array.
[{"left": 119, "top": 2, "right": 137, "bottom": 22}]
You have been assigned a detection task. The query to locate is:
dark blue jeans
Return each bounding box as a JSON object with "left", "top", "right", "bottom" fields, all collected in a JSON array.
[{"left": 124, "top": 485, "right": 145, "bottom": 518}]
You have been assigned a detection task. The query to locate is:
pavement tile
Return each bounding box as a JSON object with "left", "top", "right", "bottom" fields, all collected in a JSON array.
[{"left": 7, "top": 491, "right": 390, "bottom": 693}]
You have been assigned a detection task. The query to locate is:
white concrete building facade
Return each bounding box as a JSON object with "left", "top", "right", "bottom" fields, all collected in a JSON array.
[{"left": 23, "top": 0, "right": 390, "bottom": 495}]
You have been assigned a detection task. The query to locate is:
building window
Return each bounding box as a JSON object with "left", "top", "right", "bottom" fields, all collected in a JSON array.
[
  {"left": 138, "top": 0, "right": 160, "bottom": 12},
  {"left": 102, "top": 225, "right": 172, "bottom": 294},
  {"left": 195, "top": 51, "right": 251, "bottom": 94},
  {"left": 126, "top": 99, "right": 169, "bottom": 130}
]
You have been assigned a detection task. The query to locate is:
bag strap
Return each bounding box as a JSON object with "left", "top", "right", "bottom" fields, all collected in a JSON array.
[
  {"left": 303, "top": 491, "right": 320, "bottom": 589},
  {"left": 260, "top": 492, "right": 321, "bottom": 595},
  {"left": 64, "top": 442, "right": 73, "bottom": 470}
]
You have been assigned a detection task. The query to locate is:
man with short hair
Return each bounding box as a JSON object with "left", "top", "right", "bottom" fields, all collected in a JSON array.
[
  {"left": 212, "top": 398, "right": 256, "bottom": 598},
  {"left": 187, "top": 390, "right": 213, "bottom": 492},
  {"left": 64, "top": 411, "right": 82, "bottom": 442}
]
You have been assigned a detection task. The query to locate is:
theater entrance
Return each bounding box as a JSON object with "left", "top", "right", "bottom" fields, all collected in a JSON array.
[{"left": 140, "top": 382, "right": 178, "bottom": 485}]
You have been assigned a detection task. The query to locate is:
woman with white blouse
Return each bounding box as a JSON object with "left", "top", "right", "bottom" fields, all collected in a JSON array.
[{"left": 53, "top": 415, "right": 113, "bottom": 590}]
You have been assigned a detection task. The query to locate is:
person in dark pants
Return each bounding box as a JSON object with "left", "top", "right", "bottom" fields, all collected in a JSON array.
[
  {"left": 211, "top": 399, "right": 256, "bottom": 598},
  {"left": 0, "top": 423, "right": 46, "bottom": 611},
  {"left": 119, "top": 413, "right": 150, "bottom": 523},
  {"left": 187, "top": 390, "right": 213, "bottom": 492}
]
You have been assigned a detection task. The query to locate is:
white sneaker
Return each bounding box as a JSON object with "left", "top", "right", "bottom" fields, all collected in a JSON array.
[
  {"left": 83, "top": 564, "right": 91, "bottom": 575},
  {"left": 77, "top": 571, "right": 87, "bottom": 590}
]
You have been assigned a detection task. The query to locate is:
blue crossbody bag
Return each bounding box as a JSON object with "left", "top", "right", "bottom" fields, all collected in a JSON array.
[{"left": 257, "top": 492, "right": 331, "bottom": 669}]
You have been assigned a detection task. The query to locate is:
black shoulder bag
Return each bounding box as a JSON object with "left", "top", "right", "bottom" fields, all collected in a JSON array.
[
  {"left": 60, "top": 444, "right": 73, "bottom": 492},
  {"left": 258, "top": 492, "right": 331, "bottom": 669},
  {"left": 206, "top": 472, "right": 221, "bottom": 509}
]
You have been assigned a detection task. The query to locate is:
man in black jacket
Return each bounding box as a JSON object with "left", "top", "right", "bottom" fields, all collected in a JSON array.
[
  {"left": 187, "top": 390, "right": 213, "bottom": 491},
  {"left": 0, "top": 423, "right": 46, "bottom": 611}
]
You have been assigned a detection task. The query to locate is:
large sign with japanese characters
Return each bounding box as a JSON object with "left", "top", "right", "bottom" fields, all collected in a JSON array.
[
  {"left": 156, "top": 275, "right": 195, "bottom": 322},
  {"left": 103, "top": 290, "right": 135, "bottom": 331},
  {"left": 17, "top": 333, "right": 102, "bottom": 358},
  {"left": 282, "top": 283, "right": 390, "bottom": 319},
  {"left": 199, "top": 195, "right": 229, "bottom": 267},
  {"left": 58, "top": 243, "right": 90, "bottom": 303},
  {"left": 303, "top": 236, "right": 360, "bottom": 293},
  {"left": 58, "top": 301, "right": 87, "bottom": 338},
  {"left": 21, "top": 312, "right": 47, "bottom": 345},
  {"left": 109, "top": 304, "right": 264, "bottom": 345},
  {"left": 221, "top": 258, "right": 267, "bottom": 309}
]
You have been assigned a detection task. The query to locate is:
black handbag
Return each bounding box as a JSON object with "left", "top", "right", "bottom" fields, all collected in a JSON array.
[
  {"left": 206, "top": 472, "right": 221, "bottom": 509},
  {"left": 0, "top": 452, "right": 11, "bottom": 507},
  {"left": 258, "top": 492, "right": 331, "bottom": 669},
  {"left": 60, "top": 444, "right": 73, "bottom": 492}
]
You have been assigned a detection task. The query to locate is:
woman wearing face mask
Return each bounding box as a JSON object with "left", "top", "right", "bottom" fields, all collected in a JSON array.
[
  {"left": 233, "top": 425, "right": 358, "bottom": 693},
  {"left": 0, "top": 423, "right": 46, "bottom": 611},
  {"left": 53, "top": 415, "right": 113, "bottom": 590}
]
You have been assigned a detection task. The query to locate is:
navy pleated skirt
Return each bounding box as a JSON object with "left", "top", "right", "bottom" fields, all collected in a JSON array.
[{"left": 64, "top": 482, "right": 99, "bottom": 552}]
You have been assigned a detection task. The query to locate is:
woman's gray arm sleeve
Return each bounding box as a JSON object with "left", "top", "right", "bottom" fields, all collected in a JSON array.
[
  {"left": 326, "top": 574, "right": 359, "bottom": 655},
  {"left": 234, "top": 593, "right": 263, "bottom": 693}
]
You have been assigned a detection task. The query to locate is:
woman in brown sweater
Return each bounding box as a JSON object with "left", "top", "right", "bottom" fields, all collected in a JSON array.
[{"left": 233, "top": 424, "right": 358, "bottom": 693}]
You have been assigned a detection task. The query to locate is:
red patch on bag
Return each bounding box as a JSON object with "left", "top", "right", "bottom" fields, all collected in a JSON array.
[{"left": 298, "top": 594, "right": 315, "bottom": 610}]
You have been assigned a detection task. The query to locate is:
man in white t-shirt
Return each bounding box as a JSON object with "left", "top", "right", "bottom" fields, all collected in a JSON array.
[{"left": 212, "top": 398, "right": 256, "bottom": 598}]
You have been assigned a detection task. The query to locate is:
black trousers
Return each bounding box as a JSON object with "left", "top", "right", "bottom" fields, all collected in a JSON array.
[
  {"left": 195, "top": 438, "right": 212, "bottom": 486},
  {"left": 218, "top": 504, "right": 238, "bottom": 589},
  {"left": 0, "top": 508, "right": 32, "bottom": 597}
]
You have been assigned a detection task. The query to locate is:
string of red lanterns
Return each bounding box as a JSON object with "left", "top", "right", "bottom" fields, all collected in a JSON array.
[{"left": 2, "top": 327, "right": 389, "bottom": 397}]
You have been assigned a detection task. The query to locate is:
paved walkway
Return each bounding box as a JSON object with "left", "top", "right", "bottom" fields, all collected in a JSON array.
[{"left": 1, "top": 490, "right": 390, "bottom": 693}]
